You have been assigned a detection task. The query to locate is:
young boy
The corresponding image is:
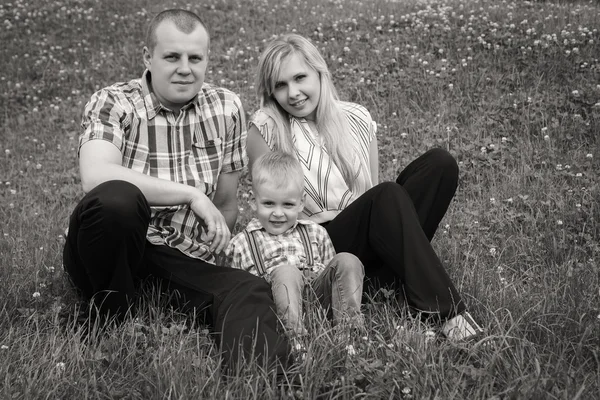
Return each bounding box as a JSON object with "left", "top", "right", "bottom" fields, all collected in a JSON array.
[{"left": 225, "top": 151, "right": 364, "bottom": 338}]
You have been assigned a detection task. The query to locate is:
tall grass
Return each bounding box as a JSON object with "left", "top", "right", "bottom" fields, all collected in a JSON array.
[{"left": 1, "top": 0, "right": 599, "bottom": 398}]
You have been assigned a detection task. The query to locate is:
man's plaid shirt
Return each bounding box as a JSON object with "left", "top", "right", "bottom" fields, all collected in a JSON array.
[
  {"left": 80, "top": 70, "right": 247, "bottom": 262},
  {"left": 225, "top": 218, "right": 336, "bottom": 277}
]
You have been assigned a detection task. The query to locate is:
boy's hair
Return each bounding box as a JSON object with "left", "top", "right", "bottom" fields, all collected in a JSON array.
[
  {"left": 252, "top": 151, "right": 304, "bottom": 192},
  {"left": 146, "top": 9, "right": 209, "bottom": 53},
  {"left": 255, "top": 33, "right": 371, "bottom": 193}
]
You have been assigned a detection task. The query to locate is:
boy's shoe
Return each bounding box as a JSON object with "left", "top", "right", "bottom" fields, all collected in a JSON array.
[
  {"left": 441, "top": 311, "right": 484, "bottom": 342},
  {"left": 290, "top": 337, "right": 307, "bottom": 362}
]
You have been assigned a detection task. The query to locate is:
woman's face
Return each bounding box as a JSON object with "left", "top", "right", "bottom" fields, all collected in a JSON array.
[{"left": 272, "top": 53, "right": 321, "bottom": 121}]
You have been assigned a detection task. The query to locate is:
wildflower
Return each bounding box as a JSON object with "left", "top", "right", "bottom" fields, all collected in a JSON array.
[
  {"left": 424, "top": 330, "right": 436, "bottom": 342},
  {"left": 345, "top": 344, "right": 356, "bottom": 356},
  {"left": 1, "top": 345, "right": 8, "bottom": 350},
  {"left": 32, "top": 292, "right": 41, "bottom": 298},
  {"left": 56, "top": 362, "right": 66, "bottom": 373},
  {"left": 586, "top": 153, "right": 593, "bottom": 159},
  {"left": 557, "top": 220, "right": 563, "bottom": 226},
  {"left": 400, "top": 132, "right": 408, "bottom": 139},
  {"left": 544, "top": 135, "right": 550, "bottom": 141},
  {"left": 490, "top": 197, "right": 496, "bottom": 204},
  {"left": 489, "top": 247, "right": 497, "bottom": 257},
  {"left": 501, "top": 137, "right": 508, "bottom": 143},
  {"left": 4, "top": 149, "right": 9, "bottom": 155},
  {"left": 572, "top": 90, "right": 580, "bottom": 97}
]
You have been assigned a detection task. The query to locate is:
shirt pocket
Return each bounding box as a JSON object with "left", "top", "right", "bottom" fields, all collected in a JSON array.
[{"left": 189, "top": 138, "right": 223, "bottom": 194}]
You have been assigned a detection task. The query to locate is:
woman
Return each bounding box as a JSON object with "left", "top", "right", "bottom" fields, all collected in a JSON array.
[{"left": 247, "top": 33, "right": 482, "bottom": 340}]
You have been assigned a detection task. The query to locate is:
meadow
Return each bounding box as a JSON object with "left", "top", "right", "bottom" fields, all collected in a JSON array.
[{"left": 1, "top": 0, "right": 599, "bottom": 398}]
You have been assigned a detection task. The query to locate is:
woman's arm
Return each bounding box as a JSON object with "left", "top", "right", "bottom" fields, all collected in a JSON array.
[
  {"left": 247, "top": 125, "right": 271, "bottom": 169},
  {"left": 369, "top": 133, "right": 379, "bottom": 186}
]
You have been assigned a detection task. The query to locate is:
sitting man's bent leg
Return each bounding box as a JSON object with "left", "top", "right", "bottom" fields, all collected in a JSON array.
[{"left": 63, "top": 180, "right": 151, "bottom": 319}]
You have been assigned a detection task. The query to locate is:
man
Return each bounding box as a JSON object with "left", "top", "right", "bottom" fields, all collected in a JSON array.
[{"left": 63, "top": 9, "right": 290, "bottom": 370}]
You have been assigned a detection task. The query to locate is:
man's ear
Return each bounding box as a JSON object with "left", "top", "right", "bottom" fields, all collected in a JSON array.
[
  {"left": 249, "top": 189, "right": 257, "bottom": 212},
  {"left": 143, "top": 46, "right": 152, "bottom": 69}
]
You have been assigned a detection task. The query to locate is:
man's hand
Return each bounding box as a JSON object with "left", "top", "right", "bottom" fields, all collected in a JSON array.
[{"left": 189, "top": 193, "right": 231, "bottom": 254}]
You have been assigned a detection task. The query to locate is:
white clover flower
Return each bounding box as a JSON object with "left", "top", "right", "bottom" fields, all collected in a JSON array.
[
  {"left": 1, "top": 345, "right": 8, "bottom": 350},
  {"left": 56, "top": 362, "right": 66, "bottom": 372},
  {"left": 586, "top": 153, "right": 593, "bottom": 159},
  {"left": 400, "top": 132, "right": 408, "bottom": 139},
  {"left": 345, "top": 344, "right": 356, "bottom": 356},
  {"left": 32, "top": 292, "right": 41, "bottom": 298},
  {"left": 557, "top": 220, "right": 563, "bottom": 226},
  {"left": 544, "top": 135, "right": 550, "bottom": 141},
  {"left": 490, "top": 247, "right": 497, "bottom": 256}
]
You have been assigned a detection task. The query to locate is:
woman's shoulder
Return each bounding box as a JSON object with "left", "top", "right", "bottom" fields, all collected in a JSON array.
[
  {"left": 249, "top": 109, "right": 275, "bottom": 129},
  {"left": 339, "top": 101, "right": 374, "bottom": 128},
  {"left": 340, "top": 101, "right": 373, "bottom": 121}
]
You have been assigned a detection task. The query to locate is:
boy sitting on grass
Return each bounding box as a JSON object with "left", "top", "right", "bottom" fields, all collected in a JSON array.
[{"left": 225, "top": 151, "right": 365, "bottom": 342}]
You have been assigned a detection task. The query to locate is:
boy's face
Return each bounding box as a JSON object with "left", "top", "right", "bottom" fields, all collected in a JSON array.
[{"left": 250, "top": 179, "right": 305, "bottom": 235}]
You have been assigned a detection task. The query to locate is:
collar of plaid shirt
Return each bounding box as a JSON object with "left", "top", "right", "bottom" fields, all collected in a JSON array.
[{"left": 141, "top": 70, "right": 202, "bottom": 120}]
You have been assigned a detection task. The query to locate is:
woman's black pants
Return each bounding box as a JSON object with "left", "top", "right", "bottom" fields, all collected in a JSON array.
[{"left": 325, "top": 148, "right": 465, "bottom": 321}]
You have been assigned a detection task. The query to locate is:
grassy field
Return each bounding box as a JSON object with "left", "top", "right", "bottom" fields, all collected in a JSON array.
[{"left": 1, "top": 0, "right": 599, "bottom": 398}]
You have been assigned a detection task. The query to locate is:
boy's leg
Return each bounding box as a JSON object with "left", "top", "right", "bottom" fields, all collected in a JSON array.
[
  {"left": 62, "top": 180, "right": 151, "bottom": 319},
  {"left": 145, "top": 246, "right": 292, "bottom": 369},
  {"left": 268, "top": 264, "right": 306, "bottom": 337},
  {"left": 311, "top": 253, "right": 365, "bottom": 324}
]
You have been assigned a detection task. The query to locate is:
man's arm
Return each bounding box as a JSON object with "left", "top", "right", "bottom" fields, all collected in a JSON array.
[
  {"left": 79, "top": 140, "right": 229, "bottom": 253},
  {"left": 212, "top": 170, "right": 241, "bottom": 233}
]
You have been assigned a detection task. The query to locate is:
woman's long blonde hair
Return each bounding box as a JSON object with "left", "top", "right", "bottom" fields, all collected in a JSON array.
[{"left": 256, "top": 34, "right": 370, "bottom": 193}]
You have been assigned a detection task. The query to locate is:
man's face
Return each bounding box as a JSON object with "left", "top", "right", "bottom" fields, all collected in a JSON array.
[{"left": 143, "top": 21, "right": 209, "bottom": 111}]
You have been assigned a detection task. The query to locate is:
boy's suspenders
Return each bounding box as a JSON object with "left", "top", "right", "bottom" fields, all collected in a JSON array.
[{"left": 243, "top": 224, "right": 314, "bottom": 277}]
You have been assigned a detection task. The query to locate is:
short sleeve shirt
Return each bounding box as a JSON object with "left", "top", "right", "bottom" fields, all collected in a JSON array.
[
  {"left": 80, "top": 70, "right": 247, "bottom": 262},
  {"left": 250, "top": 102, "right": 376, "bottom": 223},
  {"left": 225, "top": 218, "right": 336, "bottom": 276}
]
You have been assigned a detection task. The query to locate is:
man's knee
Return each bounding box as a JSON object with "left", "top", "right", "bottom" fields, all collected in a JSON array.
[{"left": 81, "top": 180, "right": 150, "bottom": 229}]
